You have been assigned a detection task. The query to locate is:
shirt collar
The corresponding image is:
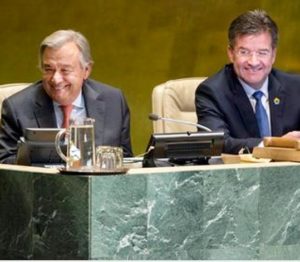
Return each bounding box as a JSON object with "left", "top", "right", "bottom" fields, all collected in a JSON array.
[
  {"left": 53, "top": 90, "right": 84, "bottom": 108},
  {"left": 239, "top": 77, "right": 269, "bottom": 98}
]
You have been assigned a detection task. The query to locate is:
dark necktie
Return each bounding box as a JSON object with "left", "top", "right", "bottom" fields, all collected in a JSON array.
[
  {"left": 60, "top": 104, "right": 73, "bottom": 128},
  {"left": 252, "top": 91, "right": 270, "bottom": 138}
]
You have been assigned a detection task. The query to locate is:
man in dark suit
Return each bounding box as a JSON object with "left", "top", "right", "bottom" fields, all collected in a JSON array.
[
  {"left": 0, "top": 30, "right": 132, "bottom": 163},
  {"left": 195, "top": 10, "right": 300, "bottom": 154}
]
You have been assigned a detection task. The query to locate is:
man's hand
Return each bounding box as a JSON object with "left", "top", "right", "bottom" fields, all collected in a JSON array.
[{"left": 282, "top": 131, "right": 300, "bottom": 139}]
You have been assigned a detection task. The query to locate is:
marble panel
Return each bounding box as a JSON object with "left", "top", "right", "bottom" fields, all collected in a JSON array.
[
  {"left": 90, "top": 174, "right": 148, "bottom": 260},
  {"left": 259, "top": 165, "right": 300, "bottom": 260},
  {"left": 201, "top": 167, "right": 260, "bottom": 259},
  {"left": 0, "top": 171, "right": 33, "bottom": 259},
  {"left": 32, "top": 174, "right": 89, "bottom": 259},
  {"left": 146, "top": 171, "right": 204, "bottom": 259},
  {"left": 1, "top": 163, "right": 300, "bottom": 259}
]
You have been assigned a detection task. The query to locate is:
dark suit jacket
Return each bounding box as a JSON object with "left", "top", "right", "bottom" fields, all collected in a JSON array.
[
  {"left": 195, "top": 64, "right": 300, "bottom": 154},
  {"left": 0, "top": 79, "right": 133, "bottom": 163}
]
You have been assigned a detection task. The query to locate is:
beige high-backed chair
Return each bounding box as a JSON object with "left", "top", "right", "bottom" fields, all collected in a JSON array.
[
  {"left": 0, "top": 83, "right": 30, "bottom": 119},
  {"left": 151, "top": 77, "right": 206, "bottom": 133}
]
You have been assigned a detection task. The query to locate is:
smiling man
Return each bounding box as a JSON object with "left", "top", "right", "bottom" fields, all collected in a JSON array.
[
  {"left": 195, "top": 9, "right": 300, "bottom": 154},
  {"left": 0, "top": 30, "right": 133, "bottom": 163}
]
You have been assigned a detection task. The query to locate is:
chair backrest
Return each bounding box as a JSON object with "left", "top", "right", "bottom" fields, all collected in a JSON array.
[
  {"left": 0, "top": 83, "right": 30, "bottom": 117},
  {"left": 151, "top": 77, "right": 206, "bottom": 133}
]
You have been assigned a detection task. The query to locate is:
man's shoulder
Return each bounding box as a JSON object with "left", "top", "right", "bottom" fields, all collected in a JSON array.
[
  {"left": 5, "top": 81, "right": 43, "bottom": 102},
  {"left": 85, "top": 79, "right": 122, "bottom": 95},
  {"left": 270, "top": 69, "right": 300, "bottom": 93},
  {"left": 271, "top": 68, "right": 300, "bottom": 81},
  {"left": 200, "top": 65, "right": 230, "bottom": 90},
  {"left": 83, "top": 79, "right": 126, "bottom": 102}
]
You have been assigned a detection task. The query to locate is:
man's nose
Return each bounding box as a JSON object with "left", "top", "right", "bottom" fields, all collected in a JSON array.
[
  {"left": 247, "top": 53, "right": 260, "bottom": 65},
  {"left": 51, "top": 71, "right": 63, "bottom": 83}
]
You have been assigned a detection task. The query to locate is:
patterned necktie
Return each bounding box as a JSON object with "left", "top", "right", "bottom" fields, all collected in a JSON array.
[
  {"left": 60, "top": 104, "right": 73, "bottom": 128},
  {"left": 252, "top": 91, "right": 270, "bottom": 138}
]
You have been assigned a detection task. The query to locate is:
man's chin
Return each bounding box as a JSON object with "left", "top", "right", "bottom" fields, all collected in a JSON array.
[
  {"left": 243, "top": 76, "right": 265, "bottom": 87},
  {"left": 52, "top": 95, "right": 70, "bottom": 105}
]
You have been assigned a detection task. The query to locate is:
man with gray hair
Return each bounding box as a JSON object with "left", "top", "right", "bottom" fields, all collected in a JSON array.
[
  {"left": 195, "top": 10, "right": 300, "bottom": 154},
  {"left": 0, "top": 29, "right": 133, "bottom": 163}
]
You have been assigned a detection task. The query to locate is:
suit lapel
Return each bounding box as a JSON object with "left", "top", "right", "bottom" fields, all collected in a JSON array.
[
  {"left": 268, "top": 74, "right": 285, "bottom": 136},
  {"left": 226, "top": 66, "right": 259, "bottom": 137},
  {"left": 233, "top": 85, "right": 259, "bottom": 137},
  {"left": 83, "top": 83, "right": 105, "bottom": 145},
  {"left": 33, "top": 88, "right": 57, "bottom": 127}
]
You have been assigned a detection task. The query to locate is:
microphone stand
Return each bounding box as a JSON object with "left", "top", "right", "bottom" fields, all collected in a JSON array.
[
  {"left": 159, "top": 116, "right": 211, "bottom": 132},
  {"left": 149, "top": 113, "right": 212, "bottom": 132}
]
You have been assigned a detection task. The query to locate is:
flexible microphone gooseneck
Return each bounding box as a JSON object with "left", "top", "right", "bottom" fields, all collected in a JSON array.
[{"left": 148, "top": 113, "right": 212, "bottom": 132}]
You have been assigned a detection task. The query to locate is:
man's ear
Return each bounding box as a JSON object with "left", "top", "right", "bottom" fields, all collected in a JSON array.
[
  {"left": 271, "top": 47, "right": 277, "bottom": 65},
  {"left": 84, "top": 63, "right": 93, "bottom": 80},
  {"left": 227, "top": 46, "right": 234, "bottom": 63}
]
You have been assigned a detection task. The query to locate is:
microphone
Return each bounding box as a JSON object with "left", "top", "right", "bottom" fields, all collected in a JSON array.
[{"left": 149, "top": 113, "right": 212, "bottom": 132}]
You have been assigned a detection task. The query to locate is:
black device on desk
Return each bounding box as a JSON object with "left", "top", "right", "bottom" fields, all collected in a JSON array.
[
  {"left": 16, "top": 128, "right": 65, "bottom": 167},
  {"left": 142, "top": 131, "right": 224, "bottom": 167}
]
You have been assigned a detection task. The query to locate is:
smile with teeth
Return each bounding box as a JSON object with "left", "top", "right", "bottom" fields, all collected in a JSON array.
[
  {"left": 246, "top": 67, "right": 262, "bottom": 73},
  {"left": 53, "top": 85, "right": 66, "bottom": 90}
]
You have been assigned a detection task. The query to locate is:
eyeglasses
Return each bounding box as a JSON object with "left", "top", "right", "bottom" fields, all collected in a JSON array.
[{"left": 235, "top": 48, "right": 272, "bottom": 59}]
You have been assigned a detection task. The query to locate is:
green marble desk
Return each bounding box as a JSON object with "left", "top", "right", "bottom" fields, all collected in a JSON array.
[{"left": 1, "top": 162, "right": 300, "bottom": 259}]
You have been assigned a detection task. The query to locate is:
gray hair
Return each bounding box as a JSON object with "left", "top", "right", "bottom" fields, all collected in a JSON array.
[
  {"left": 228, "top": 9, "right": 278, "bottom": 49},
  {"left": 39, "top": 29, "right": 93, "bottom": 69}
]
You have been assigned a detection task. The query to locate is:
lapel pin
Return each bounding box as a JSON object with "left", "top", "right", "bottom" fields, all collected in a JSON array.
[{"left": 273, "top": 97, "right": 280, "bottom": 105}]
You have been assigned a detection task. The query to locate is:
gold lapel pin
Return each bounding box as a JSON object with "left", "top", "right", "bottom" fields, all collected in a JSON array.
[{"left": 273, "top": 97, "right": 280, "bottom": 105}]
